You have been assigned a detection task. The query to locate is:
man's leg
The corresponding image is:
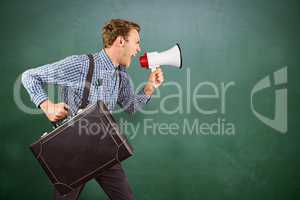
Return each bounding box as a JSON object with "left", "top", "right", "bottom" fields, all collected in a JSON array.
[
  {"left": 54, "top": 185, "right": 85, "bottom": 200},
  {"left": 94, "top": 163, "right": 135, "bottom": 200}
]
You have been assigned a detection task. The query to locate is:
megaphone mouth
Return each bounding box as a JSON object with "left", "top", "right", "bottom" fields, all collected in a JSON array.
[{"left": 176, "top": 43, "right": 183, "bottom": 69}]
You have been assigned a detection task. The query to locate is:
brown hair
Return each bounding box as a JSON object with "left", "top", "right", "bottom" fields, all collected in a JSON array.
[{"left": 101, "top": 19, "right": 140, "bottom": 48}]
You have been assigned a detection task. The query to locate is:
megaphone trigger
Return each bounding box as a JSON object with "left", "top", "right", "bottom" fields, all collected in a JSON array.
[{"left": 150, "top": 68, "right": 157, "bottom": 72}]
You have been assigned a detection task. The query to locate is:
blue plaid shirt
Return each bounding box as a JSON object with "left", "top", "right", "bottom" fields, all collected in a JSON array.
[{"left": 21, "top": 49, "right": 151, "bottom": 116}]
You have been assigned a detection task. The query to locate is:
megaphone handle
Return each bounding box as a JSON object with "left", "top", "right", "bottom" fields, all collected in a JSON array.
[{"left": 150, "top": 67, "right": 158, "bottom": 88}]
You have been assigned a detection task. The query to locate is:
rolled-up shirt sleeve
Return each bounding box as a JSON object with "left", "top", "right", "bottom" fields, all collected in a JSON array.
[
  {"left": 117, "top": 70, "right": 151, "bottom": 114},
  {"left": 21, "top": 55, "right": 81, "bottom": 107}
]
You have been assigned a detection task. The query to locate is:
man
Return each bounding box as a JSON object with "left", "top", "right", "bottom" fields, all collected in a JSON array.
[{"left": 22, "top": 19, "right": 164, "bottom": 200}]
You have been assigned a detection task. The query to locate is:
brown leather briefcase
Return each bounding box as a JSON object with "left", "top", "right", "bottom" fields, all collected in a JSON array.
[{"left": 29, "top": 54, "right": 133, "bottom": 195}]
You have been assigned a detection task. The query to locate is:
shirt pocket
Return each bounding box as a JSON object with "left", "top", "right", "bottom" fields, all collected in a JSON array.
[{"left": 89, "top": 80, "right": 104, "bottom": 103}]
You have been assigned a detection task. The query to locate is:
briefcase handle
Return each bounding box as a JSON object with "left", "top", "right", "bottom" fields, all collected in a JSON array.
[
  {"left": 51, "top": 120, "right": 64, "bottom": 129},
  {"left": 51, "top": 121, "right": 58, "bottom": 129}
]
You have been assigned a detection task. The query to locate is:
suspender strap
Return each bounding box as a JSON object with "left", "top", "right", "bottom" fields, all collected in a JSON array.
[{"left": 79, "top": 54, "right": 95, "bottom": 109}]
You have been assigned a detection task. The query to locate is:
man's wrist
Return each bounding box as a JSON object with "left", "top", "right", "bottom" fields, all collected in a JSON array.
[
  {"left": 39, "top": 100, "right": 51, "bottom": 111},
  {"left": 144, "top": 82, "right": 154, "bottom": 96}
]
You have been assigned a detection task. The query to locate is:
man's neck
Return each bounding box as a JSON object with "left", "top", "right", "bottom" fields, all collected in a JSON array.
[{"left": 104, "top": 47, "right": 120, "bottom": 67}]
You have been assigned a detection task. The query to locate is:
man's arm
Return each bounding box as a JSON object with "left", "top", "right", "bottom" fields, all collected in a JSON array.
[
  {"left": 21, "top": 55, "right": 82, "bottom": 121},
  {"left": 117, "top": 67, "right": 164, "bottom": 114}
]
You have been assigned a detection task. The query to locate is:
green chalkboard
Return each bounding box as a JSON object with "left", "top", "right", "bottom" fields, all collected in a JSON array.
[{"left": 1, "top": 0, "right": 299, "bottom": 199}]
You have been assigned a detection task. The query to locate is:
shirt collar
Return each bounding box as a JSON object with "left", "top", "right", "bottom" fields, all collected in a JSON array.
[{"left": 97, "top": 49, "right": 119, "bottom": 71}]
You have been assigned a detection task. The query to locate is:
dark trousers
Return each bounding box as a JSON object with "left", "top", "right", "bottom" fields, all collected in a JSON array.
[{"left": 54, "top": 164, "right": 134, "bottom": 200}]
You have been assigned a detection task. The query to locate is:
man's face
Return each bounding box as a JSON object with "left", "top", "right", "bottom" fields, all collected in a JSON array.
[{"left": 120, "top": 29, "right": 141, "bottom": 67}]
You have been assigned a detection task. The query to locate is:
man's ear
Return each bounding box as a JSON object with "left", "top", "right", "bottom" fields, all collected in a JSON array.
[{"left": 116, "top": 36, "right": 126, "bottom": 47}]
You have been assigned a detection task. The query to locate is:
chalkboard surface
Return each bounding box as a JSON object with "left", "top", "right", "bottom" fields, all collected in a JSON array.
[{"left": 1, "top": 0, "right": 299, "bottom": 199}]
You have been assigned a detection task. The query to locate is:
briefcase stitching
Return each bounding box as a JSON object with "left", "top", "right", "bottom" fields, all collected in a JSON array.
[
  {"left": 101, "top": 105, "right": 124, "bottom": 145},
  {"left": 115, "top": 145, "right": 120, "bottom": 162},
  {"left": 69, "top": 158, "right": 116, "bottom": 186},
  {"left": 39, "top": 156, "right": 59, "bottom": 182},
  {"left": 54, "top": 182, "right": 74, "bottom": 193},
  {"left": 103, "top": 113, "right": 133, "bottom": 155},
  {"left": 39, "top": 144, "right": 118, "bottom": 188}
]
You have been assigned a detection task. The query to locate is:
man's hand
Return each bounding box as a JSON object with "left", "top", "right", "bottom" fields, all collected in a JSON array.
[
  {"left": 40, "top": 100, "right": 69, "bottom": 122},
  {"left": 144, "top": 67, "right": 164, "bottom": 96}
]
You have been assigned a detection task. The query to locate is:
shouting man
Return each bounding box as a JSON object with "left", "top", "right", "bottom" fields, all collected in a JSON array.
[{"left": 22, "top": 19, "right": 164, "bottom": 200}]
